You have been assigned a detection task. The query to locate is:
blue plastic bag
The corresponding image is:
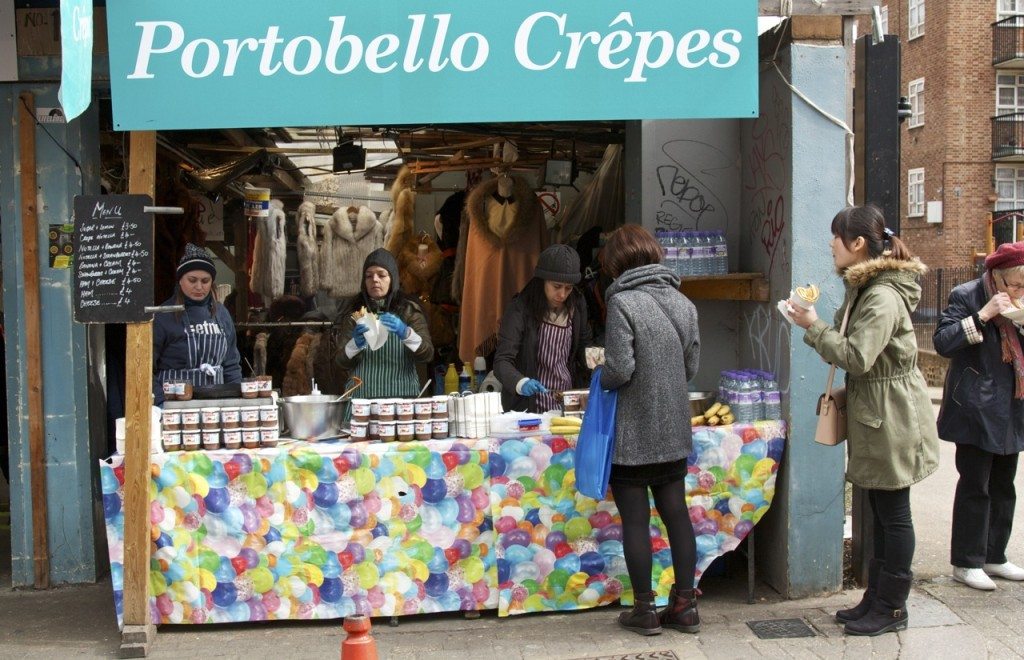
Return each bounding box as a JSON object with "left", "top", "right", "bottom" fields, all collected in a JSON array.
[{"left": 574, "top": 367, "right": 618, "bottom": 500}]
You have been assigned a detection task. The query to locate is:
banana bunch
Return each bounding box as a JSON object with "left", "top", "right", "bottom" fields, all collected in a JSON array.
[
  {"left": 550, "top": 416, "right": 583, "bottom": 435},
  {"left": 691, "top": 402, "right": 735, "bottom": 427}
]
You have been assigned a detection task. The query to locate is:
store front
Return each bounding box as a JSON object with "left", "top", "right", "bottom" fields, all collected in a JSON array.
[{"left": 0, "top": 0, "right": 870, "bottom": 653}]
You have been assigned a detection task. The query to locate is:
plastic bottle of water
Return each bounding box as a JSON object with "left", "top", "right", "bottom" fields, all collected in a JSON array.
[
  {"left": 734, "top": 374, "right": 755, "bottom": 423},
  {"left": 688, "top": 232, "right": 703, "bottom": 276},
  {"left": 701, "top": 231, "right": 716, "bottom": 276},
  {"left": 664, "top": 235, "right": 678, "bottom": 276},
  {"left": 673, "top": 232, "right": 687, "bottom": 277},
  {"left": 763, "top": 371, "right": 781, "bottom": 420},
  {"left": 714, "top": 231, "right": 729, "bottom": 275}
]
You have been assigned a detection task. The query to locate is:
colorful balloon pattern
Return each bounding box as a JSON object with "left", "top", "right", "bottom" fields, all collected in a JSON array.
[{"left": 100, "top": 422, "right": 783, "bottom": 626}]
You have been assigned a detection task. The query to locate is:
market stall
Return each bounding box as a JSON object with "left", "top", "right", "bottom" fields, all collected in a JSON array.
[{"left": 101, "top": 421, "right": 785, "bottom": 626}]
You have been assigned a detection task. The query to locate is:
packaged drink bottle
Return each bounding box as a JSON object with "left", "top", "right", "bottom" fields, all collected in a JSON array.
[
  {"left": 459, "top": 364, "right": 472, "bottom": 392},
  {"left": 473, "top": 357, "right": 488, "bottom": 393},
  {"left": 444, "top": 363, "right": 459, "bottom": 394}
]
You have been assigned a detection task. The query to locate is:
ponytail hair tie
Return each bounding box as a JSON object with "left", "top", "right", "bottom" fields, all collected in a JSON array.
[{"left": 883, "top": 227, "right": 896, "bottom": 238}]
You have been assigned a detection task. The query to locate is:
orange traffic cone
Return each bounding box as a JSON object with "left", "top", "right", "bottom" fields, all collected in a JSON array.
[{"left": 340, "top": 614, "right": 378, "bottom": 660}]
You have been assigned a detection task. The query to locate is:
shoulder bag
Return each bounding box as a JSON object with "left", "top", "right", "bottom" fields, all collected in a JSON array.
[{"left": 814, "top": 302, "right": 852, "bottom": 446}]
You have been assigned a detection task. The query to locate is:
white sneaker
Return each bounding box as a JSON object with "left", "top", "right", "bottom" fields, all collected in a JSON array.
[
  {"left": 983, "top": 562, "right": 1024, "bottom": 581},
  {"left": 953, "top": 567, "right": 997, "bottom": 590}
]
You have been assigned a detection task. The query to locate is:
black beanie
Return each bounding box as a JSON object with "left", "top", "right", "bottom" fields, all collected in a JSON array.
[
  {"left": 534, "top": 244, "right": 581, "bottom": 284},
  {"left": 361, "top": 248, "right": 401, "bottom": 310},
  {"left": 176, "top": 243, "right": 217, "bottom": 281}
]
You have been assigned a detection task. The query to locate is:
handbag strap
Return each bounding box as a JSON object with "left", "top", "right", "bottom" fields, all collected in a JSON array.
[{"left": 822, "top": 301, "right": 853, "bottom": 398}]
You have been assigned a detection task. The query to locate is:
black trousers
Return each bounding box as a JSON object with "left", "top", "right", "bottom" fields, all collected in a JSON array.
[
  {"left": 868, "top": 487, "right": 915, "bottom": 577},
  {"left": 951, "top": 443, "right": 1020, "bottom": 568}
]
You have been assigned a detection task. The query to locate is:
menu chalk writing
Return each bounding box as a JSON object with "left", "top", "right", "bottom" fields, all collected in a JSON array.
[{"left": 73, "top": 194, "right": 153, "bottom": 324}]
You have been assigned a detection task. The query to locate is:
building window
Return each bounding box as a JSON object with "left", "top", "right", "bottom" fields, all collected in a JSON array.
[
  {"left": 879, "top": 6, "right": 889, "bottom": 34},
  {"left": 908, "top": 168, "right": 925, "bottom": 217},
  {"left": 998, "top": 0, "right": 1024, "bottom": 21},
  {"left": 908, "top": 78, "right": 924, "bottom": 128},
  {"left": 909, "top": 0, "right": 925, "bottom": 40},
  {"left": 995, "top": 166, "right": 1024, "bottom": 210},
  {"left": 997, "top": 73, "right": 1024, "bottom": 114}
]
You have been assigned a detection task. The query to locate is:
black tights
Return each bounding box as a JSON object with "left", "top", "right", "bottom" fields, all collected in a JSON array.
[
  {"left": 869, "top": 487, "right": 915, "bottom": 577},
  {"left": 612, "top": 480, "right": 697, "bottom": 595}
]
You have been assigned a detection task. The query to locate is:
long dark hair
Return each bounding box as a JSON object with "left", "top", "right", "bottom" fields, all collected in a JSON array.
[
  {"left": 517, "top": 277, "right": 582, "bottom": 323},
  {"left": 830, "top": 205, "right": 913, "bottom": 260}
]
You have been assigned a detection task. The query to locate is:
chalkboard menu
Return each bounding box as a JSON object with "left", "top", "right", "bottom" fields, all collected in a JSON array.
[{"left": 73, "top": 194, "right": 154, "bottom": 324}]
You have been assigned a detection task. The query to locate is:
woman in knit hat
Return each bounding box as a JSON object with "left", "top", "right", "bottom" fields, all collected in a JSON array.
[
  {"left": 934, "top": 241, "right": 1024, "bottom": 591},
  {"left": 494, "top": 244, "right": 592, "bottom": 413},
  {"left": 335, "top": 248, "right": 434, "bottom": 400},
  {"left": 153, "top": 243, "right": 242, "bottom": 404}
]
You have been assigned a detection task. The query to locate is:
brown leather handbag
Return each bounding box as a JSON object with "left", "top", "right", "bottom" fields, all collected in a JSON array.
[{"left": 814, "top": 303, "right": 852, "bottom": 446}]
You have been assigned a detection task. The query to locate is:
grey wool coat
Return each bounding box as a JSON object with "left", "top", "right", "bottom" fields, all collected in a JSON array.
[{"left": 601, "top": 264, "right": 700, "bottom": 465}]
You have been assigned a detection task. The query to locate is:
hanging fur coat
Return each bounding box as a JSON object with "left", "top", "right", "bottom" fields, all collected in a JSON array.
[
  {"left": 322, "top": 205, "right": 384, "bottom": 297},
  {"left": 296, "top": 201, "right": 319, "bottom": 297},
  {"left": 454, "top": 175, "right": 549, "bottom": 363},
  {"left": 250, "top": 199, "right": 287, "bottom": 301},
  {"left": 282, "top": 332, "right": 323, "bottom": 397},
  {"left": 396, "top": 233, "right": 454, "bottom": 348},
  {"left": 385, "top": 166, "right": 416, "bottom": 255}
]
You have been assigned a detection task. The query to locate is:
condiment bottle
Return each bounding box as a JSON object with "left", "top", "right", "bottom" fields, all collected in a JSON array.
[{"left": 444, "top": 363, "right": 459, "bottom": 395}]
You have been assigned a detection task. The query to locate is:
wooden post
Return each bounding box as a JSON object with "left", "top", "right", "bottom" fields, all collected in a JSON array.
[
  {"left": 17, "top": 92, "right": 50, "bottom": 590},
  {"left": 234, "top": 213, "right": 249, "bottom": 322},
  {"left": 121, "top": 131, "right": 157, "bottom": 658}
]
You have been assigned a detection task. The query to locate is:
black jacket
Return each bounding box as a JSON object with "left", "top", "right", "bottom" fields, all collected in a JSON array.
[
  {"left": 494, "top": 293, "right": 591, "bottom": 412},
  {"left": 933, "top": 278, "right": 1024, "bottom": 455}
]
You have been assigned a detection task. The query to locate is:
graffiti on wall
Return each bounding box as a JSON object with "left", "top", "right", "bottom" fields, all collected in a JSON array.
[
  {"left": 654, "top": 139, "right": 732, "bottom": 232},
  {"left": 743, "top": 305, "right": 790, "bottom": 389},
  {"left": 745, "top": 85, "right": 791, "bottom": 276}
]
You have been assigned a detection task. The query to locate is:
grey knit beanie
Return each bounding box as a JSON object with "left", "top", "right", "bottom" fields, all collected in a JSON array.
[
  {"left": 534, "top": 244, "right": 581, "bottom": 284},
  {"left": 176, "top": 243, "right": 217, "bottom": 281}
]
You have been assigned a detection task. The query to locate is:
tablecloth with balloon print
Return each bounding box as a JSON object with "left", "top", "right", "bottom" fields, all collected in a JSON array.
[{"left": 100, "top": 421, "right": 784, "bottom": 626}]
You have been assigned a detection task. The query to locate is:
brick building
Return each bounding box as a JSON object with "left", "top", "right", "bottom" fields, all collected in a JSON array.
[{"left": 865, "top": 1, "right": 1024, "bottom": 270}]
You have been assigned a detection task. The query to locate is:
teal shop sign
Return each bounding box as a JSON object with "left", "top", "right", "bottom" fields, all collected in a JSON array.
[{"left": 107, "top": 0, "right": 758, "bottom": 130}]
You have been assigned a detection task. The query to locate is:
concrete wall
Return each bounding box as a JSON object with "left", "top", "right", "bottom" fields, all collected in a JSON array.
[
  {"left": 740, "top": 44, "right": 848, "bottom": 597},
  {"left": 0, "top": 83, "right": 102, "bottom": 585}
]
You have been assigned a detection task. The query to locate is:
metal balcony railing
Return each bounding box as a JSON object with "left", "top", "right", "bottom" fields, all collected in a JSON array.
[
  {"left": 992, "top": 113, "right": 1024, "bottom": 159},
  {"left": 993, "top": 15, "right": 1024, "bottom": 66}
]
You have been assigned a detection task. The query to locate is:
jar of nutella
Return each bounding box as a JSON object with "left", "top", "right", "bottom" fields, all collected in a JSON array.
[
  {"left": 201, "top": 430, "right": 221, "bottom": 450},
  {"left": 259, "top": 405, "right": 278, "bottom": 428},
  {"left": 162, "top": 381, "right": 179, "bottom": 401},
  {"left": 368, "top": 419, "right": 380, "bottom": 441},
  {"left": 397, "top": 421, "right": 414, "bottom": 442},
  {"left": 376, "top": 399, "right": 396, "bottom": 422},
  {"left": 431, "top": 419, "right": 449, "bottom": 440},
  {"left": 240, "top": 406, "right": 260, "bottom": 429},
  {"left": 240, "top": 378, "right": 260, "bottom": 399},
  {"left": 181, "top": 410, "right": 201, "bottom": 431},
  {"left": 161, "top": 409, "right": 182, "bottom": 431},
  {"left": 369, "top": 400, "right": 381, "bottom": 420},
  {"left": 349, "top": 422, "right": 368, "bottom": 441},
  {"left": 414, "top": 420, "right": 432, "bottom": 440},
  {"left": 257, "top": 375, "right": 273, "bottom": 398},
  {"left": 396, "top": 399, "right": 415, "bottom": 422},
  {"left": 431, "top": 396, "right": 449, "bottom": 420},
  {"left": 414, "top": 398, "right": 433, "bottom": 421},
  {"left": 220, "top": 407, "right": 241, "bottom": 429},
  {"left": 378, "top": 421, "right": 397, "bottom": 442},
  {"left": 222, "top": 429, "right": 242, "bottom": 450},
  {"left": 201, "top": 407, "right": 220, "bottom": 430},
  {"left": 260, "top": 427, "right": 279, "bottom": 448},
  {"left": 350, "top": 399, "right": 371, "bottom": 423},
  {"left": 242, "top": 429, "right": 261, "bottom": 449},
  {"left": 177, "top": 382, "right": 194, "bottom": 401},
  {"left": 182, "top": 430, "right": 201, "bottom": 451},
  {"left": 161, "top": 430, "right": 182, "bottom": 452},
  {"left": 562, "top": 391, "right": 584, "bottom": 413}
]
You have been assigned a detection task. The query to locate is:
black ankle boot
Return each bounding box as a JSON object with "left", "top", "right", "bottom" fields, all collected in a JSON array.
[
  {"left": 618, "top": 591, "right": 662, "bottom": 636},
  {"left": 659, "top": 585, "right": 700, "bottom": 633},
  {"left": 844, "top": 571, "right": 911, "bottom": 636},
  {"left": 836, "top": 558, "right": 884, "bottom": 623}
]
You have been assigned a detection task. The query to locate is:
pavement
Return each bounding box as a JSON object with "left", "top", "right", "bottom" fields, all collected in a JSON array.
[{"left": 1, "top": 400, "right": 1022, "bottom": 659}]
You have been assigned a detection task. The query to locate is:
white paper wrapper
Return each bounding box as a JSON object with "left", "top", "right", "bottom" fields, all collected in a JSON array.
[
  {"left": 357, "top": 315, "right": 389, "bottom": 351},
  {"left": 1001, "top": 305, "right": 1024, "bottom": 324},
  {"left": 776, "top": 299, "right": 796, "bottom": 325},
  {"left": 585, "top": 347, "right": 605, "bottom": 370}
]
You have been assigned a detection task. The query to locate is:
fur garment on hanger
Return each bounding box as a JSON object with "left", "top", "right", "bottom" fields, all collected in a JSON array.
[
  {"left": 251, "top": 199, "right": 287, "bottom": 301},
  {"left": 296, "top": 201, "right": 319, "bottom": 297},
  {"left": 253, "top": 332, "right": 269, "bottom": 378},
  {"left": 385, "top": 166, "right": 416, "bottom": 255},
  {"left": 322, "top": 205, "right": 384, "bottom": 297},
  {"left": 282, "top": 332, "right": 322, "bottom": 397}
]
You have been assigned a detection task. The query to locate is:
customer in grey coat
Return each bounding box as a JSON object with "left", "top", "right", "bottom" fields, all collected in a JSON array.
[{"left": 599, "top": 225, "right": 701, "bottom": 637}]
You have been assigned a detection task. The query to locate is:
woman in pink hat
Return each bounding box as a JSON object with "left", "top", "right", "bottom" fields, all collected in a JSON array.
[{"left": 934, "top": 241, "right": 1024, "bottom": 591}]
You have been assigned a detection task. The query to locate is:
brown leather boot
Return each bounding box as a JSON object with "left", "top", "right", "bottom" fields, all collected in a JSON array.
[
  {"left": 659, "top": 585, "right": 701, "bottom": 633},
  {"left": 618, "top": 591, "right": 662, "bottom": 636}
]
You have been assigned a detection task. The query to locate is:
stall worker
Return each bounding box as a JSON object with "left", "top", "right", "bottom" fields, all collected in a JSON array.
[
  {"left": 335, "top": 248, "right": 433, "bottom": 399},
  {"left": 934, "top": 241, "right": 1024, "bottom": 591},
  {"left": 153, "top": 243, "right": 242, "bottom": 404},
  {"left": 494, "top": 244, "right": 592, "bottom": 412}
]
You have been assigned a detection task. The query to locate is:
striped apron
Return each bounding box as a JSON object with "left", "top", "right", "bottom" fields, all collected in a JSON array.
[
  {"left": 535, "top": 320, "right": 573, "bottom": 413},
  {"left": 345, "top": 328, "right": 421, "bottom": 419},
  {"left": 156, "top": 312, "right": 230, "bottom": 391}
]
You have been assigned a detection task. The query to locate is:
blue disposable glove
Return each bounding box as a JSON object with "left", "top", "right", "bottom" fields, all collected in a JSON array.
[
  {"left": 379, "top": 312, "right": 410, "bottom": 339},
  {"left": 522, "top": 379, "right": 548, "bottom": 396},
  {"left": 351, "top": 322, "right": 369, "bottom": 349}
]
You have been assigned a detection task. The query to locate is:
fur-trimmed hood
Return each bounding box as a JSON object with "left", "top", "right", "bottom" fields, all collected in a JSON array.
[
  {"left": 330, "top": 206, "right": 379, "bottom": 243},
  {"left": 843, "top": 256, "right": 928, "bottom": 313},
  {"left": 465, "top": 175, "right": 542, "bottom": 245}
]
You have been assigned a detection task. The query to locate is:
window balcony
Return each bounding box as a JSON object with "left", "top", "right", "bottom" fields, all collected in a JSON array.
[
  {"left": 993, "top": 16, "right": 1024, "bottom": 67},
  {"left": 992, "top": 113, "right": 1024, "bottom": 160},
  {"left": 993, "top": 208, "right": 1024, "bottom": 245}
]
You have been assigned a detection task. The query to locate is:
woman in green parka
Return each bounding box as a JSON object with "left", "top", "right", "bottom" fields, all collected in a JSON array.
[{"left": 788, "top": 205, "right": 939, "bottom": 638}]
